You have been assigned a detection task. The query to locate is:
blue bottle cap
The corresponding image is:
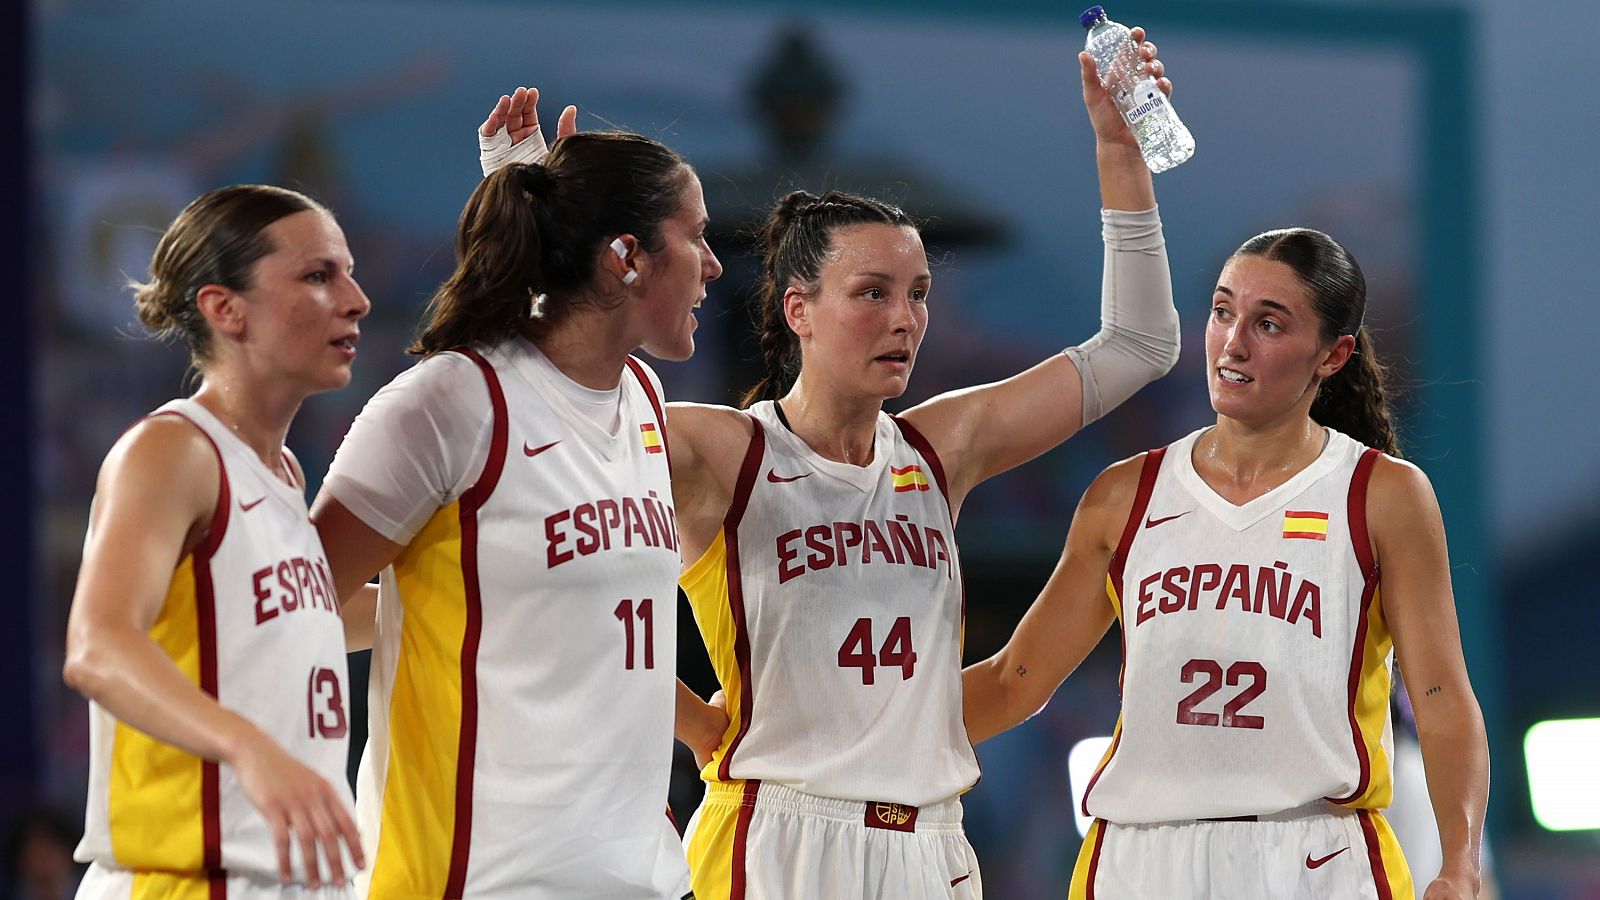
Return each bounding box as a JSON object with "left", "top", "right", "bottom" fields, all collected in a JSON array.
[{"left": 1079, "top": 6, "right": 1107, "bottom": 28}]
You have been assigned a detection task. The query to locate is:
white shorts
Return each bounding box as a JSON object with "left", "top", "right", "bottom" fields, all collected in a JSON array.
[
  {"left": 684, "top": 780, "right": 981, "bottom": 900},
  {"left": 1070, "top": 803, "right": 1414, "bottom": 899},
  {"left": 77, "top": 861, "right": 356, "bottom": 900}
]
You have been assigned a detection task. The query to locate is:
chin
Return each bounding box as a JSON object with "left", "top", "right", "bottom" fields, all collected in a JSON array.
[{"left": 643, "top": 337, "right": 694, "bottom": 363}]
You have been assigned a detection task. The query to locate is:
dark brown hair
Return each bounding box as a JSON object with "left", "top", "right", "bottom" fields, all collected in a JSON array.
[
  {"left": 741, "top": 190, "right": 917, "bottom": 407},
  {"left": 1232, "top": 228, "right": 1400, "bottom": 456},
  {"left": 411, "top": 132, "right": 692, "bottom": 356},
  {"left": 133, "top": 184, "right": 325, "bottom": 366}
]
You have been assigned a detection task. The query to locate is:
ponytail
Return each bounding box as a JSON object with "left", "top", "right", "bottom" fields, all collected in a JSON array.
[
  {"left": 1233, "top": 227, "right": 1401, "bottom": 456},
  {"left": 411, "top": 132, "right": 692, "bottom": 356},
  {"left": 1311, "top": 328, "right": 1400, "bottom": 457}
]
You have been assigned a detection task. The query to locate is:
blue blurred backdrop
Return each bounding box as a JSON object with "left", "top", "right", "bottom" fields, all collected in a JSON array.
[{"left": 15, "top": 0, "right": 1600, "bottom": 897}]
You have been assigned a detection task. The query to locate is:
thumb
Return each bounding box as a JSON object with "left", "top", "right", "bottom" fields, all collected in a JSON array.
[
  {"left": 557, "top": 104, "right": 578, "bottom": 139},
  {"left": 1079, "top": 52, "right": 1101, "bottom": 89}
]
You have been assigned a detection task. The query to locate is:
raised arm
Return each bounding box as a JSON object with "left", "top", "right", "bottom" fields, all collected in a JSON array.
[
  {"left": 962, "top": 456, "right": 1138, "bottom": 743},
  {"left": 63, "top": 419, "right": 362, "bottom": 886},
  {"left": 902, "top": 30, "right": 1178, "bottom": 507},
  {"left": 478, "top": 85, "right": 579, "bottom": 176},
  {"left": 1370, "top": 458, "right": 1489, "bottom": 900}
]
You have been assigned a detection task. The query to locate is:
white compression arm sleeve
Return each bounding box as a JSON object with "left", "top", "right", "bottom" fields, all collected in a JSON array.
[
  {"left": 1062, "top": 206, "right": 1181, "bottom": 426},
  {"left": 479, "top": 124, "right": 549, "bottom": 177}
]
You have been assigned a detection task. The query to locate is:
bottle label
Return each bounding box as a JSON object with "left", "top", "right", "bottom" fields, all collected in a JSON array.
[{"left": 1120, "top": 77, "right": 1167, "bottom": 132}]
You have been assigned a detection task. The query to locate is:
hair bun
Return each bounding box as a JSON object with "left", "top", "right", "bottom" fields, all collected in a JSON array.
[{"left": 518, "top": 163, "right": 557, "bottom": 197}]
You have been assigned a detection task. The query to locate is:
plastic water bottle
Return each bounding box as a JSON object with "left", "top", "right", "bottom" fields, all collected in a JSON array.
[{"left": 1080, "top": 6, "right": 1194, "bottom": 173}]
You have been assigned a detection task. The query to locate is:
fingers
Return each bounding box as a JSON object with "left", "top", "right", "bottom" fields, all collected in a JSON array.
[
  {"left": 267, "top": 808, "right": 294, "bottom": 885},
  {"left": 479, "top": 94, "right": 511, "bottom": 138},
  {"left": 332, "top": 791, "right": 366, "bottom": 872},
  {"left": 292, "top": 806, "right": 323, "bottom": 888},
  {"left": 557, "top": 104, "right": 579, "bottom": 139}
]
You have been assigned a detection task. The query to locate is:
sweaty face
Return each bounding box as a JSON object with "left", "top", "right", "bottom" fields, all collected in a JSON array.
[
  {"left": 637, "top": 174, "right": 722, "bottom": 362},
  {"left": 1205, "top": 255, "right": 1348, "bottom": 427},
  {"left": 238, "top": 210, "right": 371, "bottom": 394},
  {"left": 791, "top": 223, "right": 930, "bottom": 403}
]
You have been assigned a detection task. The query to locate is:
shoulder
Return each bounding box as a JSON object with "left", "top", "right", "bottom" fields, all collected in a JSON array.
[
  {"left": 665, "top": 402, "right": 755, "bottom": 442},
  {"left": 1083, "top": 451, "right": 1153, "bottom": 516},
  {"left": 1364, "top": 453, "right": 1441, "bottom": 532},
  {"left": 663, "top": 402, "right": 757, "bottom": 492},
  {"left": 98, "top": 413, "right": 222, "bottom": 524}
]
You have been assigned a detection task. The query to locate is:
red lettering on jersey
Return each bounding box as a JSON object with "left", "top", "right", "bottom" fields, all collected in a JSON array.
[
  {"left": 777, "top": 529, "right": 804, "bottom": 583},
  {"left": 862, "top": 520, "right": 893, "bottom": 564},
  {"left": 597, "top": 499, "right": 621, "bottom": 550},
  {"left": 1136, "top": 571, "right": 1160, "bottom": 626},
  {"left": 1131, "top": 560, "right": 1324, "bottom": 638},
  {"left": 1217, "top": 564, "right": 1251, "bottom": 611},
  {"left": 1288, "top": 580, "right": 1323, "bottom": 637},
  {"left": 1162, "top": 566, "right": 1191, "bottom": 613},
  {"left": 772, "top": 517, "right": 953, "bottom": 583},
  {"left": 805, "top": 525, "right": 833, "bottom": 572},
  {"left": 833, "top": 521, "right": 862, "bottom": 565},
  {"left": 887, "top": 515, "right": 926, "bottom": 567},
  {"left": 253, "top": 567, "right": 277, "bottom": 624}
]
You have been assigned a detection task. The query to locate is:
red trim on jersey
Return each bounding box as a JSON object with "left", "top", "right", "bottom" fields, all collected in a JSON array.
[
  {"left": 208, "top": 872, "right": 227, "bottom": 899},
  {"left": 716, "top": 420, "right": 767, "bottom": 782},
  {"left": 441, "top": 348, "right": 510, "bottom": 898},
  {"left": 1084, "top": 818, "right": 1107, "bottom": 899},
  {"left": 665, "top": 804, "right": 680, "bottom": 835},
  {"left": 1081, "top": 448, "right": 1165, "bottom": 818},
  {"left": 889, "top": 416, "right": 949, "bottom": 504},
  {"left": 1107, "top": 448, "right": 1166, "bottom": 596},
  {"left": 154, "top": 411, "right": 231, "bottom": 875},
  {"left": 1330, "top": 448, "right": 1381, "bottom": 806},
  {"left": 890, "top": 414, "right": 981, "bottom": 789},
  {"left": 729, "top": 780, "right": 761, "bottom": 900},
  {"left": 1357, "top": 809, "right": 1395, "bottom": 900},
  {"left": 625, "top": 356, "right": 672, "bottom": 469}
]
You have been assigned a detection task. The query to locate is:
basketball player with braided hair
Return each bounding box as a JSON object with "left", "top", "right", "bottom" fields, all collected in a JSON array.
[
  {"left": 964, "top": 229, "right": 1489, "bottom": 899},
  {"left": 660, "top": 38, "right": 1181, "bottom": 899}
]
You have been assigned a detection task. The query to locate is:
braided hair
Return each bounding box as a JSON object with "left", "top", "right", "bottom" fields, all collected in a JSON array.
[{"left": 741, "top": 190, "right": 917, "bottom": 407}]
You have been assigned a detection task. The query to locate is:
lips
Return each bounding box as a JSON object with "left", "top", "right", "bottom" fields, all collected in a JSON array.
[
  {"left": 331, "top": 332, "right": 359, "bottom": 357},
  {"left": 1217, "top": 365, "right": 1252, "bottom": 384}
]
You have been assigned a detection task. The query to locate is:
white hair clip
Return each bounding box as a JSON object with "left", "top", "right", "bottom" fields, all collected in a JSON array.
[
  {"left": 530, "top": 292, "right": 549, "bottom": 319},
  {"left": 611, "top": 238, "right": 638, "bottom": 285}
]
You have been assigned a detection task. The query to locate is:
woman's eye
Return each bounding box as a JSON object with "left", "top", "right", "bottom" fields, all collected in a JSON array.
[
  {"left": 306, "top": 271, "right": 328, "bottom": 284},
  {"left": 1212, "top": 305, "right": 1229, "bottom": 320},
  {"left": 864, "top": 288, "right": 883, "bottom": 300},
  {"left": 911, "top": 289, "right": 927, "bottom": 303},
  {"left": 1260, "top": 320, "right": 1280, "bottom": 333}
]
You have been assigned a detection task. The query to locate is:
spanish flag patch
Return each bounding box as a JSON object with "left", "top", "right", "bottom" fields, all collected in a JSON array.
[
  {"left": 1282, "top": 510, "right": 1329, "bottom": 541},
  {"left": 891, "top": 464, "right": 930, "bottom": 493},
  {"left": 640, "top": 422, "right": 664, "bottom": 454}
]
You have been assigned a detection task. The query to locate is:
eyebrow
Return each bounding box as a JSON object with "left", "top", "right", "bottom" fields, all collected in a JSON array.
[
  {"left": 1213, "top": 286, "right": 1294, "bottom": 316},
  {"left": 853, "top": 271, "right": 933, "bottom": 281}
]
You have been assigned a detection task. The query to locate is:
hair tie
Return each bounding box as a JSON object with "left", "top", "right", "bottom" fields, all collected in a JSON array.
[{"left": 518, "top": 164, "right": 556, "bottom": 197}]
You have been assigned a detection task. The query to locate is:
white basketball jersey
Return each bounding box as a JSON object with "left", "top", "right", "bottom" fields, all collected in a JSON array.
[
  {"left": 355, "top": 345, "right": 686, "bottom": 899},
  {"left": 682, "top": 401, "right": 980, "bottom": 807},
  {"left": 1082, "top": 427, "right": 1395, "bottom": 823},
  {"left": 77, "top": 399, "right": 353, "bottom": 883}
]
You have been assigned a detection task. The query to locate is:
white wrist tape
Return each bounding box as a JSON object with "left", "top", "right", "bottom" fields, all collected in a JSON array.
[
  {"left": 479, "top": 124, "right": 549, "bottom": 177},
  {"left": 1062, "top": 206, "right": 1181, "bottom": 426}
]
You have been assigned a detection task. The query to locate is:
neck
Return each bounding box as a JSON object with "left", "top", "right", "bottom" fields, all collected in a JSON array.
[
  {"left": 190, "top": 374, "right": 302, "bottom": 483},
  {"left": 1194, "top": 411, "right": 1325, "bottom": 502},
  {"left": 530, "top": 306, "right": 634, "bottom": 390},
  {"left": 780, "top": 373, "right": 882, "bottom": 466}
]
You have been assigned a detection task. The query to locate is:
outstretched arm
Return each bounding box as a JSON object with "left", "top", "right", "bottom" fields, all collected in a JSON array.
[
  {"left": 962, "top": 457, "right": 1136, "bottom": 743},
  {"left": 902, "top": 29, "right": 1178, "bottom": 507},
  {"left": 1371, "top": 458, "right": 1488, "bottom": 900}
]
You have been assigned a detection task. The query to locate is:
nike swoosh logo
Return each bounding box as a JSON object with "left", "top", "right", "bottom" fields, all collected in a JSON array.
[
  {"left": 239, "top": 496, "right": 266, "bottom": 512},
  {"left": 523, "top": 440, "right": 561, "bottom": 457},
  {"left": 1144, "top": 511, "right": 1189, "bottom": 528},
  {"left": 766, "top": 470, "right": 811, "bottom": 483},
  {"left": 951, "top": 872, "right": 972, "bottom": 887},
  {"left": 1306, "top": 847, "right": 1349, "bottom": 869}
]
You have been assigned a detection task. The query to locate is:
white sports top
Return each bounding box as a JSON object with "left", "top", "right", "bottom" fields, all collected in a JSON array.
[
  {"left": 1082, "top": 427, "right": 1396, "bottom": 823},
  {"left": 682, "top": 401, "right": 981, "bottom": 807}
]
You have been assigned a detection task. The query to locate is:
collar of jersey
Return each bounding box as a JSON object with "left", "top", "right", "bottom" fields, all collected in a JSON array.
[
  {"left": 173, "top": 398, "right": 310, "bottom": 513},
  {"left": 498, "top": 339, "right": 630, "bottom": 462},
  {"left": 755, "top": 400, "right": 892, "bottom": 494},
  {"left": 1171, "top": 425, "right": 1352, "bottom": 532}
]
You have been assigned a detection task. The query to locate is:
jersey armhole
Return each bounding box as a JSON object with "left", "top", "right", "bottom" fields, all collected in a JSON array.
[{"left": 1107, "top": 447, "right": 1166, "bottom": 597}]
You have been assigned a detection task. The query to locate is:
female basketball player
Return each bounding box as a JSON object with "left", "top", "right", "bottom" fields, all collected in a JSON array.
[
  {"left": 64, "top": 185, "right": 370, "bottom": 898},
  {"left": 963, "top": 229, "right": 1489, "bottom": 899},
  {"left": 310, "top": 122, "right": 720, "bottom": 898},
  {"left": 659, "top": 40, "right": 1180, "bottom": 899}
]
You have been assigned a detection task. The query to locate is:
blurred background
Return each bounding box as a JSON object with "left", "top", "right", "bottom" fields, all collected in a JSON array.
[{"left": 11, "top": 0, "right": 1600, "bottom": 897}]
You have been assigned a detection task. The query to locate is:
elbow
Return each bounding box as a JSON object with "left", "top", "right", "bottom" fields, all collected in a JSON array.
[{"left": 62, "top": 641, "right": 110, "bottom": 701}]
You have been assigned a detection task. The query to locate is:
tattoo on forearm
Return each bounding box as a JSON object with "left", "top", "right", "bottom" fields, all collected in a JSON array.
[
  {"left": 1426, "top": 684, "right": 1442, "bottom": 696},
  {"left": 1016, "top": 665, "right": 1028, "bottom": 677}
]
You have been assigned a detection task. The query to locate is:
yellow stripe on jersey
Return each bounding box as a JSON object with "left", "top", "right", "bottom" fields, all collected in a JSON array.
[
  {"left": 684, "top": 781, "right": 748, "bottom": 900},
  {"left": 369, "top": 502, "right": 470, "bottom": 898},
  {"left": 680, "top": 530, "right": 744, "bottom": 780},
  {"left": 130, "top": 869, "right": 216, "bottom": 899},
  {"left": 109, "top": 555, "right": 205, "bottom": 870},
  {"left": 1347, "top": 585, "right": 1395, "bottom": 809},
  {"left": 1367, "top": 810, "right": 1416, "bottom": 899},
  {"left": 1067, "top": 818, "right": 1105, "bottom": 900}
]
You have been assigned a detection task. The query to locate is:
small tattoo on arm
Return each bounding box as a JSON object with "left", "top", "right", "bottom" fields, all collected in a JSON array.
[
  {"left": 1016, "top": 665, "right": 1028, "bottom": 677},
  {"left": 1426, "top": 685, "right": 1443, "bottom": 696}
]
